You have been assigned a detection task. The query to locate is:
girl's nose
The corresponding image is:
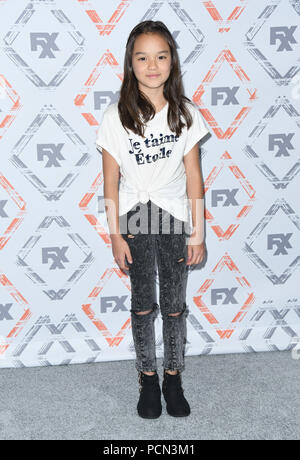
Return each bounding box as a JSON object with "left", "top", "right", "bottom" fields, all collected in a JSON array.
[{"left": 148, "top": 58, "right": 158, "bottom": 68}]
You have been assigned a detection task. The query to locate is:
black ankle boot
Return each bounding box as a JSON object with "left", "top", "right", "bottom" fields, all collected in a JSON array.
[
  {"left": 162, "top": 370, "right": 190, "bottom": 417},
  {"left": 137, "top": 371, "right": 162, "bottom": 419}
]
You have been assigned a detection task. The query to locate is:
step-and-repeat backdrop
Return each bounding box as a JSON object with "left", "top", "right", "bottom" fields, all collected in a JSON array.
[{"left": 0, "top": 0, "right": 299, "bottom": 368}]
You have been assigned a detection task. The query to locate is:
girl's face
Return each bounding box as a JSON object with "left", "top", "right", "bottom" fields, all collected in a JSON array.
[{"left": 132, "top": 33, "right": 171, "bottom": 95}]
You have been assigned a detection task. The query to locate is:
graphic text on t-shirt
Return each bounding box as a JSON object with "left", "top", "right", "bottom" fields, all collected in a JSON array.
[{"left": 128, "top": 132, "right": 180, "bottom": 165}]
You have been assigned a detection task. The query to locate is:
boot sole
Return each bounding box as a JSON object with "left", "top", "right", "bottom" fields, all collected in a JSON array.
[
  {"left": 138, "top": 412, "right": 162, "bottom": 419},
  {"left": 165, "top": 409, "right": 190, "bottom": 417}
]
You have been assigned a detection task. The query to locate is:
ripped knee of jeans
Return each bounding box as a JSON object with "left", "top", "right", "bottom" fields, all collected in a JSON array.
[
  {"left": 131, "top": 302, "right": 159, "bottom": 316},
  {"left": 165, "top": 302, "right": 187, "bottom": 318},
  {"left": 177, "top": 257, "right": 185, "bottom": 263}
]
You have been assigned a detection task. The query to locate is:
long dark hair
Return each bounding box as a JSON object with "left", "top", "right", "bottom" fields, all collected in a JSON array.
[{"left": 118, "top": 20, "right": 193, "bottom": 138}]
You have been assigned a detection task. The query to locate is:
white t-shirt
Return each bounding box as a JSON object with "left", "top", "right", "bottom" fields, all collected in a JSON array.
[{"left": 96, "top": 100, "right": 209, "bottom": 229}]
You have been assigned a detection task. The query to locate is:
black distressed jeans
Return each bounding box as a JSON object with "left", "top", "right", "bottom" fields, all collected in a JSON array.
[{"left": 119, "top": 200, "right": 191, "bottom": 373}]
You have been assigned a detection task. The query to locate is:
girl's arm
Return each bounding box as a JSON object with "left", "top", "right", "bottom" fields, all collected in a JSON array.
[
  {"left": 102, "top": 148, "right": 122, "bottom": 239},
  {"left": 183, "top": 142, "right": 205, "bottom": 247}
]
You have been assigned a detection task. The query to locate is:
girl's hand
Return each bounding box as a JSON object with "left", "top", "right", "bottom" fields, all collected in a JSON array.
[
  {"left": 111, "top": 235, "right": 133, "bottom": 272},
  {"left": 186, "top": 240, "right": 206, "bottom": 266}
]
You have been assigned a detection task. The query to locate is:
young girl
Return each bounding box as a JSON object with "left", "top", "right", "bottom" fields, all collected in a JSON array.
[{"left": 96, "top": 20, "right": 209, "bottom": 419}]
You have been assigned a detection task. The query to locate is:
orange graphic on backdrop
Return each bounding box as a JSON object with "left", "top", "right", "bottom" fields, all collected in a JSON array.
[
  {"left": 78, "top": 171, "right": 113, "bottom": 246},
  {"left": 0, "top": 75, "right": 22, "bottom": 141},
  {"left": 204, "top": 151, "right": 256, "bottom": 240},
  {"left": 0, "top": 274, "right": 32, "bottom": 357},
  {"left": 0, "top": 173, "right": 27, "bottom": 250},
  {"left": 203, "top": 0, "right": 247, "bottom": 33},
  {"left": 193, "top": 48, "right": 257, "bottom": 139},
  {"left": 78, "top": 0, "right": 133, "bottom": 35},
  {"left": 193, "top": 252, "right": 255, "bottom": 339},
  {"left": 74, "top": 50, "right": 123, "bottom": 126},
  {"left": 82, "top": 267, "right": 132, "bottom": 347}
]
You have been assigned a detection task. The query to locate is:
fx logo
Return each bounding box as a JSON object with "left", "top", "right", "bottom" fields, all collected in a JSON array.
[
  {"left": 211, "top": 87, "right": 239, "bottom": 105},
  {"left": 211, "top": 288, "right": 238, "bottom": 305},
  {"left": 267, "top": 234, "right": 292, "bottom": 255},
  {"left": 211, "top": 189, "right": 239, "bottom": 207},
  {"left": 0, "top": 303, "right": 13, "bottom": 321},
  {"left": 270, "top": 26, "right": 297, "bottom": 51},
  {"left": 30, "top": 32, "right": 59, "bottom": 58},
  {"left": 42, "top": 247, "right": 69, "bottom": 269},
  {"left": 269, "top": 133, "right": 294, "bottom": 157},
  {"left": 37, "top": 144, "right": 65, "bottom": 167},
  {"left": 101, "top": 296, "right": 128, "bottom": 313},
  {"left": 94, "top": 91, "right": 120, "bottom": 110}
]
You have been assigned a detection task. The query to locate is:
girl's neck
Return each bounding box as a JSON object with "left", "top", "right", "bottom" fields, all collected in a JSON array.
[
  {"left": 139, "top": 87, "right": 167, "bottom": 113},
  {"left": 153, "top": 99, "right": 168, "bottom": 113}
]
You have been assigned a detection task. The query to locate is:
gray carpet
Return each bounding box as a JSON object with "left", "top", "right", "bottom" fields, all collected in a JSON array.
[{"left": 0, "top": 351, "right": 299, "bottom": 440}]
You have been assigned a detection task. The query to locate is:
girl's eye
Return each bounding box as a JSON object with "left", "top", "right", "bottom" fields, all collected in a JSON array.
[{"left": 138, "top": 56, "right": 167, "bottom": 61}]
